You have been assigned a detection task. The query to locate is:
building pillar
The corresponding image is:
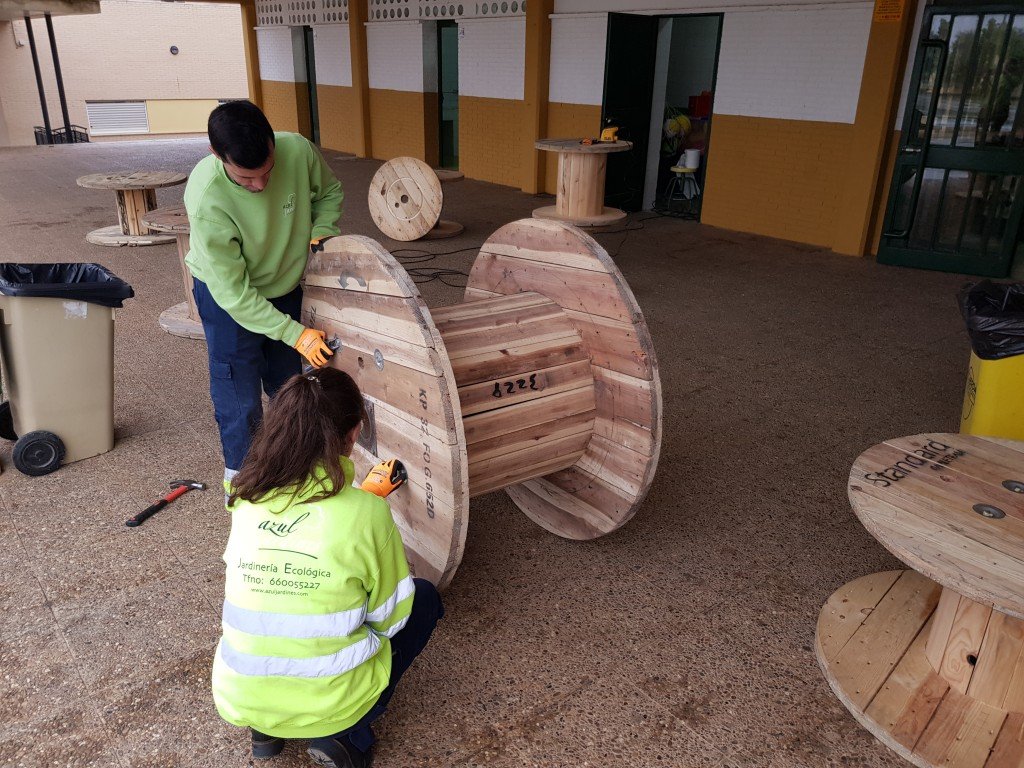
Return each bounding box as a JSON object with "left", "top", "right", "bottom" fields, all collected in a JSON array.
[
  {"left": 832, "top": 0, "right": 919, "bottom": 256},
  {"left": 240, "top": 0, "right": 264, "bottom": 108},
  {"left": 521, "top": 0, "right": 552, "bottom": 194},
  {"left": 348, "top": 0, "right": 372, "bottom": 158}
]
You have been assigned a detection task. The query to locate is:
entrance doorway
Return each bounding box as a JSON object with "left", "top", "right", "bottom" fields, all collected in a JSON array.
[
  {"left": 878, "top": 8, "right": 1024, "bottom": 276},
  {"left": 438, "top": 21, "right": 459, "bottom": 169},
  {"left": 601, "top": 13, "right": 721, "bottom": 216},
  {"left": 302, "top": 26, "right": 320, "bottom": 146}
]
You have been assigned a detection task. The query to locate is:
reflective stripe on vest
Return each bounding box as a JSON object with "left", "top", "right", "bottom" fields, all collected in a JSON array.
[
  {"left": 218, "top": 633, "right": 382, "bottom": 679},
  {"left": 366, "top": 575, "right": 415, "bottom": 624},
  {"left": 222, "top": 599, "right": 366, "bottom": 639},
  {"left": 373, "top": 614, "right": 409, "bottom": 639}
]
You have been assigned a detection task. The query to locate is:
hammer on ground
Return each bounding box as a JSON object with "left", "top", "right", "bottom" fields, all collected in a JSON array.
[{"left": 126, "top": 480, "right": 207, "bottom": 527}]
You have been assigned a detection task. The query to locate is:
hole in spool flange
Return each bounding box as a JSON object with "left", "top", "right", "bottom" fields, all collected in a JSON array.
[
  {"left": 357, "top": 356, "right": 364, "bottom": 368},
  {"left": 967, "top": 654, "right": 978, "bottom": 666}
]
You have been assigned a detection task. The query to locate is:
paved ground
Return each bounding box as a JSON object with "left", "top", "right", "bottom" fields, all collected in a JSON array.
[{"left": 0, "top": 138, "right": 973, "bottom": 768}]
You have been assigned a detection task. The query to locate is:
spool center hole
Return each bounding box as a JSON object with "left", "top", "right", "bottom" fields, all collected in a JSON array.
[{"left": 400, "top": 194, "right": 409, "bottom": 204}]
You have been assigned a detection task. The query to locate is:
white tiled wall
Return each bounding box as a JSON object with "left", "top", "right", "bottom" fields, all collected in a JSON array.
[
  {"left": 257, "top": 26, "right": 306, "bottom": 82},
  {"left": 367, "top": 21, "right": 428, "bottom": 91},
  {"left": 458, "top": 17, "right": 525, "bottom": 100},
  {"left": 313, "top": 24, "right": 352, "bottom": 87},
  {"left": 548, "top": 15, "right": 607, "bottom": 105},
  {"left": 713, "top": 5, "right": 872, "bottom": 123}
]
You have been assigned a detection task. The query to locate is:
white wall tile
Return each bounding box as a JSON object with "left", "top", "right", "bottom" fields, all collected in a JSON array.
[
  {"left": 714, "top": 5, "right": 872, "bottom": 123},
  {"left": 313, "top": 24, "right": 352, "bottom": 87},
  {"left": 549, "top": 15, "right": 607, "bottom": 105},
  {"left": 257, "top": 26, "right": 306, "bottom": 83},
  {"left": 458, "top": 17, "right": 525, "bottom": 100},
  {"left": 367, "top": 21, "right": 427, "bottom": 91}
]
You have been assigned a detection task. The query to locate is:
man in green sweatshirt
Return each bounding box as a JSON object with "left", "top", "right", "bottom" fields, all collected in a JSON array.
[{"left": 184, "top": 100, "right": 342, "bottom": 484}]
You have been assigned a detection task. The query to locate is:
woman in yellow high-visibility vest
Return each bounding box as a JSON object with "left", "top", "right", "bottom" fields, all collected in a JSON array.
[{"left": 213, "top": 367, "right": 443, "bottom": 768}]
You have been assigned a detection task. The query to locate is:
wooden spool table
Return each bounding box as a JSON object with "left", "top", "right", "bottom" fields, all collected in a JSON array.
[
  {"left": 817, "top": 433, "right": 1024, "bottom": 768},
  {"left": 368, "top": 157, "right": 463, "bottom": 242},
  {"left": 533, "top": 139, "right": 633, "bottom": 227},
  {"left": 77, "top": 171, "right": 187, "bottom": 247},
  {"left": 140, "top": 205, "right": 204, "bottom": 340},
  {"left": 302, "top": 217, "right": 661, "bottom": 588}
]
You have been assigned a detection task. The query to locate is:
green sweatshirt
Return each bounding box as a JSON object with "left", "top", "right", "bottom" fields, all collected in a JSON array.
[{"left": 184, "top": 132, "right": 343, "bottom": 346}]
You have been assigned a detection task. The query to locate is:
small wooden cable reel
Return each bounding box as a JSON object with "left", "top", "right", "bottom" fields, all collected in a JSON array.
[
  {"left": 302, "top": 218, "right": 662, "bottom": 588},
  {"left": 368, "top": 157, "right": 464, "bottom": 241}
]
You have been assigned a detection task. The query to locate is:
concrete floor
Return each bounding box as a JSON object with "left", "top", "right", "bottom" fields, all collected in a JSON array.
[{"left": 0, "top": 138, "right": 972, "bottom": 768}]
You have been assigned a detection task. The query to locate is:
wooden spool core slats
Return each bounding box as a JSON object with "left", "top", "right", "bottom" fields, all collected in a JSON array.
[
  {"left": 368, "top": 157, "right": 444, "bottom": 242},
  {"left": 301, "top": 235, "right": 467, "bottom": 589},
  {"left": 465, "top": 219, "right": 661, "bottom": 540},
  {"left": 817, "top": 571, "right": 1024, "bottom": 768},
  {"left": 432, "top": 292, "right": 597, "bottom": 499}
]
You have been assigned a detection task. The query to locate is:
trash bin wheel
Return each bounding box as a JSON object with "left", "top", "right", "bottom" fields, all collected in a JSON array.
[
  {"left": 13, "top": 431, "right": 65, "bottom": 476},
  {"left": 0, "top": 402, "right": 16, "bottom": 441}
]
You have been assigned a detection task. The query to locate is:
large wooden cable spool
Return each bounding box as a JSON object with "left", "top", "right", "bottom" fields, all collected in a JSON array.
[
  {"left": 302, "top": 218, "right": 661, "bottom": 588},
  {"left": 368, "top": 157, "right": 463, "bottom": 241}
]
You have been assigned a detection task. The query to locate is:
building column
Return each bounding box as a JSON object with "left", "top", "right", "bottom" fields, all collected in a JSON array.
[
  {"left": 240, "top": 0, "right": 264, "bottom": 108},
  {"left": 832, "top": 0, "right": 920, "bottom": 256},
  {"left": 521, "top": 0, "right": 552, "bottom": 194},
  {"left": 348, "top": 0, "right": 372, "bottom": 158}
]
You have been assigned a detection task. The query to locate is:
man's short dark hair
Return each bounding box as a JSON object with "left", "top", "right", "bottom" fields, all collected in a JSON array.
[{"left": 208, "top": 100, "right": 275, "bottom": 169}]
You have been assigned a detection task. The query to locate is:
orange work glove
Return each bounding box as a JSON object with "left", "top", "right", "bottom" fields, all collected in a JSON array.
[
  {"left": 360, "top": 459, "right": 408, "bottom": 498},
  {"left": 310, "top": 236, "right": 329, "bottom": 253},
  {"left": 293, "top": 328, "right": 334, "bottom": 368}
]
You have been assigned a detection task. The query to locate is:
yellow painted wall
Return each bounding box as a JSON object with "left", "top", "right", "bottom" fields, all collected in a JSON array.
[
  {"left": 318, "top": 85, "right": 363, "bottom": 155},
  {"left": 261, "top": 80, "right": 310, "bottom": 139},
  {"left": 869, "top": 130, "right": 901, "bottom": 255},
  {"left": 368, "top": 88, "right": 433, "bottom": 162},
  {"left": 146, "top": 99, "right": 220, "bottom": 134},
  {"left": 542, "top": 102, "right": 602, "bottom": 196},
  {"left": 701, "top": 114, "right": 853, "bottom": 248},
  {"left": 460, "top": 95, "right": 524, "bottom": 188}
]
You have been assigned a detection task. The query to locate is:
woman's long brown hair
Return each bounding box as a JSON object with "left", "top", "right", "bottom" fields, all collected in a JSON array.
[{"left": 227, "top": 368, "right": 366, "bottom": 508}]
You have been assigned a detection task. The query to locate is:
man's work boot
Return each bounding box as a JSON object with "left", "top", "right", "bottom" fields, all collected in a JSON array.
[
  {"left": 307, "top": 736, "right": 371, "bottom": 768},
  {"left": 250, "top": 729, "right": 285, "bottom": 759}
]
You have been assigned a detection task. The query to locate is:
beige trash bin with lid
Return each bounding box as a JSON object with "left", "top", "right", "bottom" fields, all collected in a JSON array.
[{"left": 0, "top": 264, "right": 134, "bottom": 476}]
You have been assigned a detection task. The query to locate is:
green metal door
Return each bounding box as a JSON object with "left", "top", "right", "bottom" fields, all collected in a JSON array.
[{"left": 879, "top": 8, "right": 1024, "bottom": 276}]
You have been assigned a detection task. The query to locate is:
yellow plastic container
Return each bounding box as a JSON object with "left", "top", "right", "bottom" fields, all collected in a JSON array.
[{"left": 960, "top": 351, "right": 1024, "bottom": 440}]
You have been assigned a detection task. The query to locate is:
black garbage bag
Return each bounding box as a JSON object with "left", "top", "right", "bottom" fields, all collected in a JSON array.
[
  {"left": 959, "top": 280, "right": 1024, "bottom": 360},
  {"left": 0, "top": 263, "right": 134, "bottom": 308}
]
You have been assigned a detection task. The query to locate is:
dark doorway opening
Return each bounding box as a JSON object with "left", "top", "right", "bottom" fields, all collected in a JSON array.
[
  {"left": 438, "top": 21, "right": 459, "bottom": 169},
  {"left": 303, "top": 26, "right": 320, "bottom": 146}
]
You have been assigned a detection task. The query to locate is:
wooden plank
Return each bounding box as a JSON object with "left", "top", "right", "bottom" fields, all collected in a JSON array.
[
  {"left": 463, "top": 387, "right": 595, "bottom": 446},
  {"left": 311, "top": 311, "right": 444, "bottom": 380},
  {"left": 304, "top": 236, "right": 417, "bottom": 297},
  {"left": 830, "top": 570, "right": 941, "bottom": 710},
  {"left": 968, "top": 611, "right": 1024, "bottom": 708},
  {"left": 469, "top": 433, "right": 589, "bottom": 497},
  {"left": 987, "top": 713, "right": 1024, "bottom": 768},
  {"left": 303, "top": 285, "right": 437, "bottom": 347},
  {"left": 1001, "top": 637, "right": 1024, "bottom": 714},
  {"left": 431, "top": 292, "right": 561, "bottom": 337},
  {"left": 928, "top": 588, "right": 963, "bottom": 673},
  {"left": 865, "top": 615, "right": 949, "bottom": 752},
  {"left": 533, "top": 465, "right": 639, "bottom": 526},
  {"left": 592, "top": 367, "right": 657, "bottom": 455},
  {"left": 457, "top": 359, "right": 593, "bottom": 417},
  {"left": 575, "top": 433, "right": 649, "bottom": 499},
  {"left": 915, "top": 691, "right": 1005, "bottom": 768},
  {"left": 466, "top": 252, "right": 632, "bottom": 324},
  {"left": 507, "top": 478, "right": 620, "bottom": 539},
  {"left": 445, "top": 334, "right": 590, "bottom": 387},
  {"left": 467, "top": 410, "right": 594, "bottom": 467},
  {"left": 818, "top": 570, "right": 903, "bottom": 662},
  {"left": 938, "top": 597, "right": 992, "bottom": 696}
]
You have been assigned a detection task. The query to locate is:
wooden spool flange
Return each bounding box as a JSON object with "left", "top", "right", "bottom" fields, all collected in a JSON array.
[
  {"left": 302, "top": 218, "right": 661, "bottom": 588},
  {"left": 368, "top": 157, "right": 463, "bottom": 242},
  {"left": 817, "top": 571, "right": 1024, "bottom": 768}
]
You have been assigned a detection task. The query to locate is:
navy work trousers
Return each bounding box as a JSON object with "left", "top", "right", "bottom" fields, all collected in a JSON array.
[
  {"left": 340, "top": 578, "right": 444, "bottom": 753},
  {"left": 192, "top": 279, "right": 303, "bottom": 471}
]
